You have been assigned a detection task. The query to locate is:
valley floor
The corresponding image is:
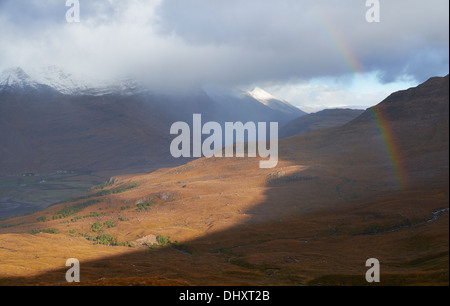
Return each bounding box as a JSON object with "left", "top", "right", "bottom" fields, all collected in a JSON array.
[{"left": 0, "top": 155, "right": 448, "bottom": 286}]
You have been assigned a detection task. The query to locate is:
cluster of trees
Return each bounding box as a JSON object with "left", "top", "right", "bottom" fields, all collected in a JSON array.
[
  {"left": 136, "top": 201, "right": 155, "bottom": 212},
  {"left": 91, "top": 220, "right": 116, "bottom": 233},
  {"left": 52, "top": 199, "right": 100, "bottom": 220},
  {"left": 31, "top": 228, "right": 59, "bottom": 235}
]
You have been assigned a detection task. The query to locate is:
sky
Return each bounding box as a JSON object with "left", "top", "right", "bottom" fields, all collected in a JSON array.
[{"left": 0, "top": 0, "right": 448, "bottom": 110}]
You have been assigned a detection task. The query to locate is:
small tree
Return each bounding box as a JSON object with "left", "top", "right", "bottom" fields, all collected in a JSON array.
[
  {"left": 104, "top": 221, "right": 116, "bottom": 228},
  {"left": 91, "top": 222, "right": 103, "bottom": 233},
  {"left": 157, "top": 235, "right": 170, "bottom": 246},
  {"left": 95, "top": 234, "right": 117, "bottom": 246},
  {"left": 37, "top": 216, "right": 47, "bottom": 222}
]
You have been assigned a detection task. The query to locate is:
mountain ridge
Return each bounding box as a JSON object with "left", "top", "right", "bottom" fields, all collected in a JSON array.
[
  {"left": 0, "top": 66, "right": 147, "bottom": 96},
  {"left": 0, "top": 67, "right": 306, "bottom": 119},
  {"left": 280, "top": 108, "right": 365, "bottom": 138},
  {"left": 0, "top": 67, "right": 306, "bottom": 176},
  {"left": 0, "top": 74, "right": 447, "bottom": 286},
  {"left": 246, "top": 87, "right": 307, "bottom": 116}
]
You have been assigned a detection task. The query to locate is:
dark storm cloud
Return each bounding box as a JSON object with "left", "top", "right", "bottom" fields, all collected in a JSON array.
[
  {"left": 156, "top": 0, "right": 310, "bottom": 47},
  {"left": 0, "top": 0, "right": 448, "bottom": 89},
  {"left": 0, "top": 0, "right": 65, "bottom": 27},
  {"left": 155, "top": 0, "right": 449, "bottom": 83},
  {"left": 0, "top": 0, "right": 117, "bottom": 30}
]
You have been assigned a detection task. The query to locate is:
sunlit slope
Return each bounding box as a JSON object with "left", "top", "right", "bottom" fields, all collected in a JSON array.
[{"left": 0, "top": 75, "right": 448, "bottom": 285}]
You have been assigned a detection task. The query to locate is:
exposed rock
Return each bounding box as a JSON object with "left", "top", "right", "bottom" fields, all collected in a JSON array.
[{"left": 134, "top": 234, "right": 158, "bottom": 246}]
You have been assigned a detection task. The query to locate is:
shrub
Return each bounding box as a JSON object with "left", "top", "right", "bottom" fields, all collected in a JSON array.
[
  {"left": 104, "top": 221, "right": 116, "bottom": 228},
  {"left": 75, "top": 184, "right": 139, "bottom": 201},
  {"left": 118, "top": 217, "right": 127, "bottom": 222},
  {"left": 91, "top": 222, "right": 103, "bottom": 233},
  {"left": 93, "top": 181, "right": 111, "bottom": 190},
  {"left": 136, "top": 201, "right": 155, "bottom": 212},
  {"left": 82, "top": 233, "right": 125, "bottom": 247},
  {"left": 95, "top": 234, "right": 117, "bottom": 246},
  {"left": 93, "top": 189, "right": 112, "bottom": 197},
  {"left": 31, "top": 228, "right": 59, "bottom": 235},
  {"left": 157, "top": 235, "right": 170, "bottom": 246},
  {"left": 53, "top": 199, "right": 101, "bottom": 219},
  {"left": 37, "top": 216, "right": 47, "bottom": 222},
  {"left": 112, "top": 184, "right": 139, "bottom": 194},
  {"left": 70, "top": 212, "right": 102, "bottom": 222}
]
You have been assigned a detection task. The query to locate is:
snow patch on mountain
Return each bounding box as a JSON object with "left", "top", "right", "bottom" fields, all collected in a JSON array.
[
  {"left": 201, "top": 84, "right": 306, "bottom": 116},
  {"left": 247, "top": 87, "right": 279, "bottom": 102},
  {"left": 28, "top": 66, "right": 92, "bottom": 95},
  {"left": 0, "top": 67, "right": 305, "bottom": 118},
  {"left": 0, "top": 66, "right": 147, "bottom": 96},
  {"left": 246, "top": 87, "right": 306, "bottom": 115},
  {"left": 0, "top": 67, "right": 42, "bottom": 91}
]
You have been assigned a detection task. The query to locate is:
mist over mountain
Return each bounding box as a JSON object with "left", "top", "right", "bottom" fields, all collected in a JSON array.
[
  {"left": 0, "top": 0, "right": 448, "bottom": 288},
  {"left": 0, "top": 66, "right": 305, "bottom": 175},
  {"left": 0, "top": 74, "right": 448, "bottom": 286},
  {"left": 0, "top": 66, "right": 147, "bottom": 96}
]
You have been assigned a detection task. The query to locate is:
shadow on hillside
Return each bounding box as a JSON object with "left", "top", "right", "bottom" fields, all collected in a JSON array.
[
  {"left": 0, "top": 179, "right": 448, "bottom": 286},
  {"left": 1, "top": 106, "right": 449, "bottom": 286}
]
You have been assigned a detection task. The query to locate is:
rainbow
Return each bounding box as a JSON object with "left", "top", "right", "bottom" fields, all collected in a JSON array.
[
  {"left": 312, "top": 9, "right": 363, "bottom": 74},
  {"left": 370, "top": 107, "right": 407, "bottom": 189},
  {"left": 312, "top": 8, "right": 407, "bottom": 189}
]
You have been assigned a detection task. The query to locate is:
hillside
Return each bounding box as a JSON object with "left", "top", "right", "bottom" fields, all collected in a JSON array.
[
  {"left": 0, "top": 67, "right": 304, "bottom": 175},
  {"left": 280, "top": 109, "right": 365, "bottom": 138},
  {"left": 0, "top": 67, "right": 304, "bottom": 218},
  {"left": 0, "top": 75, "right": 448, "bottom": 286},
  {"left": 0, "top": 92, "right": 175, "bottom": 175}
]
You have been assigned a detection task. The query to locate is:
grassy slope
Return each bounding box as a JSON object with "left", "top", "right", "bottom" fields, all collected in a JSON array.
[
  {"left": 0, "top": 76, "right": 448, "bottom": 286},
  {"left": 0, "top": 153, "right": 447, "bottom": 285}
]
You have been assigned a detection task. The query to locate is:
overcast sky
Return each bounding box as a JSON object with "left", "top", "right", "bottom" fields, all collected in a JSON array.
[{"left": 0, "top": 0, "right": 448, "bottom": 110}]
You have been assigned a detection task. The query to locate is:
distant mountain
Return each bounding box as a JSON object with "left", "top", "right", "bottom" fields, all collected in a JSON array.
[
  {"left": 201, "top": 85, "right": 306, "bottom": 125},
  {"left": 0, "top": 67, "right": 306, "bottom": 175},
  {"left": 280, "top": 108, "right": 365, "bottom": 138},
  {"left": 246, "top": 87, "right": 307, "bottom": 117},
  {"left": 29, "top": 66, "right": 92, "bottom": 95},
  {"left": 0, "top": 67, "right": 307, "bottom": 124},
  {"left": 0, "top": 66, "right": 146, "bottom": 96},
  {"left": 0, "top": 91, "right": 177, "bottom": 175},
  {"left": 4, "top": 75, "right": 446, "bottom": 286},
  {"left": 284, "top": 74, "right": 449, "bottom": 189},
  {"left": 353, "top": 75, "right": 449, "bottom": 125},
  {"left": 0, "top": 67, "right": 55, "bottom": 93},
  {"left": 0, "top": 67, "right": 305, "bottom": 124}
]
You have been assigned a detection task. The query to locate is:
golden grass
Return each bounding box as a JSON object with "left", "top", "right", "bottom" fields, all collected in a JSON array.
[
  {"left": 0, "top": 150, "right": 448, "bottom": 285},
  {"left": 1, "top": 103, "right": 448, "bottom": 285}
]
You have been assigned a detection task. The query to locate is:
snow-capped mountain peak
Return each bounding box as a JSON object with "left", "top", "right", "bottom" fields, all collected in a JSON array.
[
  {"left": 248, "top": 87, "right": 279, "bottom": 102},
  {"left": 201, "top": 84, "right": 307, "bottom": 118},
  {"left": 28, "top": 65, "right": 91, "bottom": 95},
  {"left": 0, "top": 66, "right": 147, "bottom": 96},
  {"left": 0, "top": 67, "right": 41, "bottom": 90},
  {"left": 245, "top": 87, "right": 306, "bottom": 115}
]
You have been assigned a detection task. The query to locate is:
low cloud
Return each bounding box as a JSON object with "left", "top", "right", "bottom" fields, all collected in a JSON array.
[{"left": 0, "top": 0, "right": 448, "bottom": 95}]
